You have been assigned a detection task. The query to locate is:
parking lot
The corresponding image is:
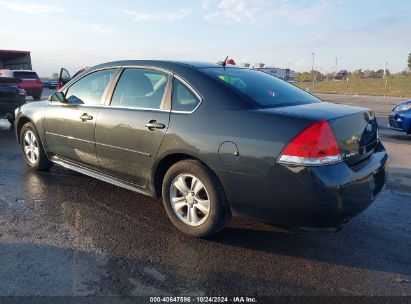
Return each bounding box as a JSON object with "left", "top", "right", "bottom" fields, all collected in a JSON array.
[{"left": 0, "top": 91, "right": 410, "bottom": 297}]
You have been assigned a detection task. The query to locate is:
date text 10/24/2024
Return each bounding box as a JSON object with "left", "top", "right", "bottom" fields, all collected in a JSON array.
[{"left": 149, "top": 296, "right": 258, "bottom": 303}]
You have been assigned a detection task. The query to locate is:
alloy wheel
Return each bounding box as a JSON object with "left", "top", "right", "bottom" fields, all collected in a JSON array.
[
  {"left": 170, "top": 174, "right": 210, "bottom": 226},
  {"left": 23, "top": 130, "right": 39, "bottom": 164}
]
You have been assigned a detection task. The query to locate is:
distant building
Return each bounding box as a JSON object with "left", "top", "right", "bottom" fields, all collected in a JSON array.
[{"left": 251, "top": 63, "right": 295, "bottom": 82}]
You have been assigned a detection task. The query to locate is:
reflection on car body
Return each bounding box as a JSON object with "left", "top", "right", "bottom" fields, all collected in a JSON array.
[{"left": 388, "top": 100, "right": 411, "bottom": 134}]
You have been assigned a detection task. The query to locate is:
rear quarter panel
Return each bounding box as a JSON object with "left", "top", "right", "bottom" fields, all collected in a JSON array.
[{"left": 156, "top": 104, "right": 316, "bottom": 177}]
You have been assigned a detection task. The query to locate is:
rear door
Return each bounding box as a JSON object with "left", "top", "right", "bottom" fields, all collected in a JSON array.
[
  {"left": 44, "top": 68, "right": 118, "bottom": 168},
  {"left": 95, "top": 67, "right": 172, "bottom": 186}
]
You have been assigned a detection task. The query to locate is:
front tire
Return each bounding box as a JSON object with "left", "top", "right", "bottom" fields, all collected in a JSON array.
[
  {"left": 33, "top": 93, "right": 42, "bottom": 101},
  {"left": 20, "top": 122, "right": 53, "bottom": 171},
  {"left": 162, "top": 160, "right": 230, "bottom": 237}
]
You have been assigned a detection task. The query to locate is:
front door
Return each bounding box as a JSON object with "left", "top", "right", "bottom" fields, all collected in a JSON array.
[
  {"left": 95, "top": 68, "right": 171, "bottom": 186},
  {"left": 44, "top": 68, "right": 118, "bottom": 168}
]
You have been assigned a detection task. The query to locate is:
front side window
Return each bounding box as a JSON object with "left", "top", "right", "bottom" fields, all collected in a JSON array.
[
  {"left": 65, "top": 69, "right": 116, "bottom": 105},
  {"left": 111, "top": 69, "right": 168, "bottom": 109},
  {"left": 172, "top": 79, "right": 200, "bottom": 112},
  {"left": 203, "top": 68, "right": 320, "bottom": 108}
]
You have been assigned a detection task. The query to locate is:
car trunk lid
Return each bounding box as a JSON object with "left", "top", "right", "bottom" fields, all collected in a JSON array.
[{"left": 264, "top": 102, "right": 379, "bottom": 166}]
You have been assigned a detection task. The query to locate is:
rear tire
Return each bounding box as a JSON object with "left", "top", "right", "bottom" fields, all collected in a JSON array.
[
  {"left": 20, "top": 122, "right": 53, "bottom": 171},
  {"left": 162, "top": 160, "right": 231, "bottom": 237},
  {"left": 33, "top": 93, "right": 42, "bottom": 101},
  {"left": 7, "top": 116, "right": 15, "bottom": 126}
]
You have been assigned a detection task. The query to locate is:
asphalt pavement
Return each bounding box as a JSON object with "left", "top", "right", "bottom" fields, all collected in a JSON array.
[{"left": 0, "top": 92, "right": 410, "bottom": 298}]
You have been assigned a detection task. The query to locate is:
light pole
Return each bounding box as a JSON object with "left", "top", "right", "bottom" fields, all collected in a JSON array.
[
  {"left": 311, "top": 52, "right": 315, "bottom": 90},
  {"left": 384, "top": 61, "right": 388, "bottom": 98},
  {"left": 335, "top": 57, "right": 338, "bottom": 72}
]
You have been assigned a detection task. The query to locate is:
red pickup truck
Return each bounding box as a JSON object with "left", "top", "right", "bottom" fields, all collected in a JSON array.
[{"left": 0, "top": 70, "right": 43, "bottom": 100}]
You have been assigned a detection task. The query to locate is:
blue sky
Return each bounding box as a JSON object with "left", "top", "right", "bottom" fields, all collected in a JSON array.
[{"left": 1, "top": 0, "right": 410, "bottom": 77}]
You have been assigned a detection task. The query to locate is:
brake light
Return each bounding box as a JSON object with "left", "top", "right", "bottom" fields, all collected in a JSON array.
[
  {"left": 278, "top": 120, "right": 341, "bottom": 165},
  {"left": 36, "top": 78, "right": 42, "bottom": 84},
  {"left": 57, "top": 80, "right": 62, "bottom": 90}
]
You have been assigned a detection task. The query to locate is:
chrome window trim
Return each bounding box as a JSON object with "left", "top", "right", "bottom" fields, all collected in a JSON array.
[
  {"left": 49, "top": 67, "right": 121, "bottom": 104},
  {"left": 107, "top": 66, "right": 173, "bottom": 112},
  {"left": 49, "top": 64, "right": 204, "bottom": 115},
  {"left": 62, "top": 66, "right": 122, "bottom": 90},
  {"left": 119, "top": 65, "right": 173, "bottom": 76},
  {"left": 100, "top": 104, "right": 170, "bottom": 113},
  {"left": 171, "top": 74, "right": 203, "bottom": 114},
  {"left": 48, "top": 102, "right": 102, "bottom": 108}
]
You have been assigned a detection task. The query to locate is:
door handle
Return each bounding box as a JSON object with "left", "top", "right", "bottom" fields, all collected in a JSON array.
[
  {"left": 145, "top": 120, "right": 165, "bottom": 130},
  {"left": 80, "top": 113, "right": 93, "bottom": 122}
]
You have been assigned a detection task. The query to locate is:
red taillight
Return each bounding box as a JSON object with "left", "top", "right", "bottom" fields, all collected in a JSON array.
[
  {"left": 57, "top": 80, "right": 62, "bottom": 90},
  {"left": 278, "top": 120, "right": 341, "bottom": 165},
  {"left": 36, "top": 78, "right": 42, "bottom": 84}
]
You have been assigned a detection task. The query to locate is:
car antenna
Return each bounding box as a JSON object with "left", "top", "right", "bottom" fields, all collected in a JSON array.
[{"left": 217, "top": 56, "right": 229, "bottom": 69}]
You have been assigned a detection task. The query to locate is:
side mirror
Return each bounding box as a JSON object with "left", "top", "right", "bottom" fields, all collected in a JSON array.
[{"left": 49, "top": 91, "right": 67, "bottom": 103}]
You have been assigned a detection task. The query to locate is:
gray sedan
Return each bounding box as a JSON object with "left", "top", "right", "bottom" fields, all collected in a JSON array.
[{"left": 14, "top": 60, "right": 387, "bottom": 237}]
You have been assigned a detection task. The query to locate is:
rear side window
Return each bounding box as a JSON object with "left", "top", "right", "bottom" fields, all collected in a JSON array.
[
  {"left": 172, "top": 79, "right": 200, "bottom": 112},
  {"left": 65, "top": 69, "right": 116, "bottom": 105},
  {"left": 13, "top": 71, "right": 38, "bottom": 79},
  {"left": 203, "top": 68, "right": 320, "bottom": 108},
  {"left": 111, "top": 68, "right": 168, "bottom": 109}
]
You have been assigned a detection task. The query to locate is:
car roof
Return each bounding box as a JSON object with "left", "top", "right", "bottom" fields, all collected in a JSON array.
[
  {"left": 62, "top": 59, "right": 256, "bottom": 111},
  {"left": 90, "top": 60, "right": 243, "bottom": 70}
]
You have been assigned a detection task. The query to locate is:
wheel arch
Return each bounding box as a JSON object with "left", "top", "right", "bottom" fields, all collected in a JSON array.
[
  {"left": 16, "top": 115, "right": 50, "bottom": 162},
  {"left": 153, "top": 153, "right": 225, "bottom": 200},
  {"left": 16, "top": 116, "right": 34, "bottom": 144}
]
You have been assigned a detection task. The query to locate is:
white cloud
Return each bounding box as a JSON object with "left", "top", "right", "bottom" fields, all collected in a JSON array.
[
  {"left": 124, "top": 8, "right": 191, "bottom": 22},
  {"left": 0, "top": 1, "right": 65, "bottom": 14},
  {"left": 201, "top": 0, "right": 335, "bottom": 26},
  {"left": 201, "top": 0, "right": 213, "bottom": 9},
  {"left": 77, "top": 23, "right": 114, "bottom": 35}
]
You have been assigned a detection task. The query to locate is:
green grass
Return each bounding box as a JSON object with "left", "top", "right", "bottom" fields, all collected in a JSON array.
[{"left": 295, "top": 76, "right": 411, "bottom": 98}]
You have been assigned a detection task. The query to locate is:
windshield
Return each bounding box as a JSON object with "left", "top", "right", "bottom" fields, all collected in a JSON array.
[{"left": 203, "top": 68, "right": 320, "bottom": 108}]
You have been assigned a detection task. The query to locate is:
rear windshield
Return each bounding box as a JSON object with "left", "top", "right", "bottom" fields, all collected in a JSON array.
[
  {"left": 202, "top": 68, "right": 320, "bottom": 108},
  {"left": 13, "top": 71, "right": 38, "bottom": 79}
]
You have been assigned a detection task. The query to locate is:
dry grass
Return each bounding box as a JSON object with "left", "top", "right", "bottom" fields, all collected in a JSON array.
[{"left": 295, "top": 76, "right": 411, "bottom": 98}]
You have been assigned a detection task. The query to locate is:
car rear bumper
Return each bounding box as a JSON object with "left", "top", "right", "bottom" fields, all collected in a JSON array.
[
  {"left": 0, "top": 97, "right": 26, "bottom": 117},
  {"left": 217, "top": 141, "right": 387, "bottom": 229},
  {"left": 23, "top": 88, "right": 42, "bottom": 96}
]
